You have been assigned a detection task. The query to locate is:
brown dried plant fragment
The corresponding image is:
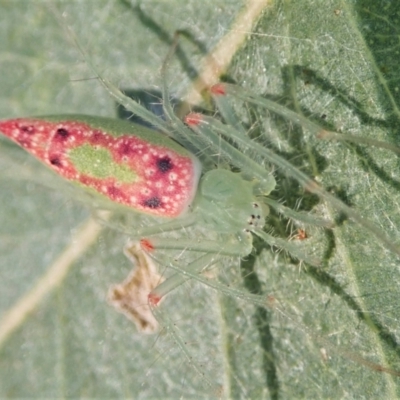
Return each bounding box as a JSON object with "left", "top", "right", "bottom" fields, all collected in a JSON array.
[{"left": 108, "top": 241, "right": 164, "bottom": 334}]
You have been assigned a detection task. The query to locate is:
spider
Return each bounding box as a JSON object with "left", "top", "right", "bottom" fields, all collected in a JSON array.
[
  {"left": 2, "top": 72, "right": 400, "bottom": 389},
  {"left": 2, "top": 4, "right": 400, "bottom": 397}
]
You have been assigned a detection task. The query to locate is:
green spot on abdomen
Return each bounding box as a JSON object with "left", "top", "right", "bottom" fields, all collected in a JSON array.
[{"left": 69, "top": 144, "right": 137, "bottom": 182}]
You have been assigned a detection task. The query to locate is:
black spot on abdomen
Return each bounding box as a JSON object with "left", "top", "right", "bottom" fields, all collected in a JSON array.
[
  {"left": 21, "top": 126, "right": 35, "bottom": 134},
  {"left": 156, "top": 156, "right": 173, "bottom": 173},
  {"left": 50, "top": 157, "right": 62, "bottom": 167},
  {"left": 143, "top": 196, "right": 161, "bottom": 209},
  {"left": 56, "top": 128, "right": 69, "bottom": 138}
]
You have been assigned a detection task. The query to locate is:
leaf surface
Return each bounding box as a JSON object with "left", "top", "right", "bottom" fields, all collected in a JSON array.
[{"left": 1, "top": 1, "right": 400, "bottom": 398}]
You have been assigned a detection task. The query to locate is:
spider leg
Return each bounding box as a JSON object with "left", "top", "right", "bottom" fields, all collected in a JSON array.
[
  {"left": 148, "top": 253, "right": 220, "bottom": 306},
  {"left": 140, "top": 234, "right": 252, "bottom": 256},
  {"left": 186, "top": 110, "right": 400, "bottom": 258},
  {"left": 263, "top": 198, "right": 334, "bottom": 229},
  {"left": 143, "top": 231, "right": 253, "bottom": 305},
  {"left": 220, "top": 83, "right": 400, "bottom": 156},
  {"left": 253, "top": 228, "right": 320, "bottom": 266}
]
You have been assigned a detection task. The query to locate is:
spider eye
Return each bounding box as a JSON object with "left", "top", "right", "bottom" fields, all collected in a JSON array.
[{"left": 246, "top": 202, "right": 265, "bottom": 229}]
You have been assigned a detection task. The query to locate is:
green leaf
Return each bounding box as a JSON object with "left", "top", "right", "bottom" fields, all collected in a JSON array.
[{"left": 1, "top": 0, "right": 400, "bottom": 398}]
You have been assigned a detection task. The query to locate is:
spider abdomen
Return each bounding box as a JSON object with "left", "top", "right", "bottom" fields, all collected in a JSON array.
[{"left": 0, "top": 115, "right": 202, "bottom": 218}]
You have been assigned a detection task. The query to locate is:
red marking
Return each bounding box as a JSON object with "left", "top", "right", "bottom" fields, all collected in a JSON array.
[
  {"left": 295, "top": 229, "right": 308, "bottom": 241},
  {"left": 140, "top": 238, "right": 155, "bottom": 253},
  {"left": 117, "top": 140, "right": 136, "bottom": 156},
  {"left": 91, "top": 130, "right": 104, "bottom": 143},
  {"left": 0, "top": 118, "right": 200, "bottom": 218},
  {"left": 106, "top": 185, "right": 124, "bottom": 200},
  {"left": 185, "top": 113, "right": 203, "bottom": 126},
  {"left": 210, "top": 83, "right": 227, "bottom": 96},
  {"left": 148, "top": 292, "right": 161, "bottom": 306}
]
